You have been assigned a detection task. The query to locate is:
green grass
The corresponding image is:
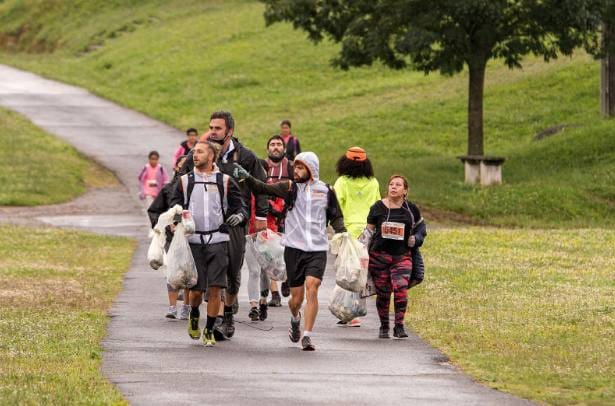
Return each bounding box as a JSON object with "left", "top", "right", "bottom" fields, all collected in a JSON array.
[
  {"left": 0, "top": 225, "right": 135, "bottom": 405},
  {"left": 411, "top": 228, "right": 615, "bottom": 405},
  {"left": 0, "top": 0, "right": 613, "bottom": 226},
  {"left": 0, "top": 106, "right": 118, "bottom": 206}
]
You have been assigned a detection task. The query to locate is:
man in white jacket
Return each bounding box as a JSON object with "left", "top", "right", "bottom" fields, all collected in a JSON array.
[{"left": 233, "top": 152, "right": 346, "bottom": 351}]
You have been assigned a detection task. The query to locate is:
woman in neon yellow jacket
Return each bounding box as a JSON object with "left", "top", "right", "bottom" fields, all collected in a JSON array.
[
  {"left": 333, "top": 147, "right": 381, "bottom": 327},
  {"left": 333, "top": 147, "right": 381, "bottom": 239}
]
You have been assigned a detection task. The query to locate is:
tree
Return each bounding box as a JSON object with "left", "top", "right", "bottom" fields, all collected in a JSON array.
[
  {"left": 262, "top": 0, "right": 606, "bottom": 156},
  {"left": 601, "top": 2, "right": 615, "bottom": 117}
]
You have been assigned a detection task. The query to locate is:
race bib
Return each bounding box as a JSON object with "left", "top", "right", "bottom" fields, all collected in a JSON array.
[{"left": 381, "top": 221, "right": 405, "bottom": 240}]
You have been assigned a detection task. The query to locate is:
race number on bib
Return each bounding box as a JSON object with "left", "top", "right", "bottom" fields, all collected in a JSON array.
[{"left": 381, "top": 221, "right": 405, "bottom": 240}]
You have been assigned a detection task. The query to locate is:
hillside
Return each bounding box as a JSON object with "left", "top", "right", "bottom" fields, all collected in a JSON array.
[{"left": 1, "top": 0, "right": 613, "bottom": 227}]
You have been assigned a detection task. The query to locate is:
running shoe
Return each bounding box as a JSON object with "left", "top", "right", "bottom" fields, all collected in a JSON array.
[
  {"left": 268, "top": 291, "right": 282, "bottom": 307},
  {"left": 213, "top": 316, "right": 227, "bottom": 341},
  {"left": 289, "top": 313, "right": 301, "bottom": 343},
  {"left": 301, "top": 336, "right": 315, "bottom": 351},
  {"left": 259, "top": 303, "right": 268, "bottom": 321},
  {"left": 393, "top": 324, "right": 408, "bottom": 339},
  {"left": 336, "top": 320, "right": 348, "bottom": 326},
  {"left": 165, "top": 306, "right": 177, "bottom": 319},
  {"left": 178, "top": 304, "right": 190, "bottom": 320},
  {"left": 248, "top": 306, "right": 260, "bottom": 321},
  {"left": 379, "top": 326, "right": 390, "bottom": 339},
  {"left": 281, "top": 282, "right": 290, "bottom": 297},
  {"left": 220, "top": 311, "right": 235, "bottom": 338},
  {"left": 203, "top": 328, "right": 216, "bottom": 347},
  {"left": 348, "top": 318, "right": 361, "bottom": 327},
  {"left": 188, "top": 315, "right": 201, "bottom": 340}
]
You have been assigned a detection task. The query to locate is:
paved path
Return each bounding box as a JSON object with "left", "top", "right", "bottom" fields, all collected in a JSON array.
[{"left": 0, "top": 64, "right": 530, "bottom": 405}]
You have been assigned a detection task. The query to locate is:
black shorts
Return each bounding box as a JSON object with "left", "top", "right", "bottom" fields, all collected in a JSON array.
[
  {"left": 189, "top": 242, "right": 228, "bottom": 291},
  {"left": 284, "top": 247, "right": 327, "bottom": 288}
]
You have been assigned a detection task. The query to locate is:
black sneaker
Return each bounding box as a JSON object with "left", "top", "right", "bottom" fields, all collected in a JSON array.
[
  {"left": 268, "top": 291, "right": 282, "bottom": 307},
  {"left": 289, "top": 313, "right": 301, "bottom": 343},
  {"left": 213, "top": 316, "right": 227, "bottom": 341},
  {"left": 301, "top": 336, "right": 315, "bottom": 351},
  {"left": 259, "top": 303, "right": 268, "bottom": 321},
  {"left": 393, "top": 324, "right": 408, "bottom": 339},
  {"left": 248, "top": 306, "right": 260, "bottom": 321},
  {"left": 379, "top": 326, "right": 390, "bottom": 339},
  {"left": 281, "top": 281, "right": 290, "bottom": 297},
  {"left": 221, "top": 311, "right": 235, "bottom": 338}
]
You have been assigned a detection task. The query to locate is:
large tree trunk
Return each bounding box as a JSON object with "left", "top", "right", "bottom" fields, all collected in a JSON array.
[
  {"left": 468, "top": 59, "right": 487, "bottom": 156},
  {"left": 602, "top": 21, "right": 615, "bottom": 117}
]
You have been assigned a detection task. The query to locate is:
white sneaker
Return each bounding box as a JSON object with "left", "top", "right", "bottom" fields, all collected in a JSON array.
[
  {"left": 165, "top": 306, "right": 177, "bottom": 319},
  {"left": 179, "top": 304, "right": 190, "bottom": 320}
]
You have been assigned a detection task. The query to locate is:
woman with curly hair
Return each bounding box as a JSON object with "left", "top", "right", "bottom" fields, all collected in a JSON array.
[{"left": 333, "top": 147, "right": 381, "bottom": 327}]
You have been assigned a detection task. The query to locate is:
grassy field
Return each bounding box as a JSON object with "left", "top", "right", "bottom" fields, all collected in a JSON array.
[
  {"left": 412, "top": 228, "right": 615, "bottom": 405},
  {"left": 0, "top": 0, "right": 613, "bottom": 227},
  {"left": 0, "top": 225, "right": 134, "bottom": 405},
  {"left": 0, "top": 106, "right": 117, "bottom": 206}
]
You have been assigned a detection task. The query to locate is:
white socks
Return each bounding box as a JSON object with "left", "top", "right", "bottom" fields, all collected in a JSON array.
[{"left": 303, "top": 330, "right": 312, "bottom": 337}]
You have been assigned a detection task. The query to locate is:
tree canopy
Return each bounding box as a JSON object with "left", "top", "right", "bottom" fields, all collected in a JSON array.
[{"left": 262, "top": 0, "right": 611, "bottom": 156}]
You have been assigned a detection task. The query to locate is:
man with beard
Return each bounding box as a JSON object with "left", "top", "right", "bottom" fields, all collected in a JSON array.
[
  {"left": 169, "top": 141, "right": 246, "bottom": 347},
  {"left": 246, "top": 135, "right": 293, "bottom": 321},
  {"left": 233, "top": 152, "right": 346, "bottom": 351},
  {"left": 180, "top": 111, "right": 268, "bottom": 339}
]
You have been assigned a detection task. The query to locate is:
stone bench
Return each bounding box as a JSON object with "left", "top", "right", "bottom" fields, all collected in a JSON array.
[{"left": 457, "top": 155, "right": 506, "bottom": 186}]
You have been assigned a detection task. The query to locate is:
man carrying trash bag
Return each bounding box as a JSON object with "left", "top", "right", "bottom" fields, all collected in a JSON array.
[
  {"left": 233, "top": 152, "right": 346, "bottom": 351},
  {"left": 169, "top": 141, "right": 246, "bottom": 347}
]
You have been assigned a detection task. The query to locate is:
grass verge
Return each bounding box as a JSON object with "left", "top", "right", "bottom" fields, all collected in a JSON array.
[
  {"left": 0, "top": 106, "right": 117, "bottom": 206},
  {"left": 411, "top": 228, "right": 615, "bottom": 405},
  {"left": 0, "top": 225, "right": 135, "bottom": 405},
  {"left": 0, "top": 0, "right": 613, "bottom": 227}
]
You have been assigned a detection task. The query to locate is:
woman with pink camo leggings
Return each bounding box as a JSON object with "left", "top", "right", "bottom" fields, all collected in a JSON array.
[{"left": 361, "top": 174, "right": 426, "bottom": 339}]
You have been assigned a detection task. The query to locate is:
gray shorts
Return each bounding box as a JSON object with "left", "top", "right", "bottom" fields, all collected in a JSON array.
[{"left": 189, "top": 242, "right": 228, "bottom": 291}]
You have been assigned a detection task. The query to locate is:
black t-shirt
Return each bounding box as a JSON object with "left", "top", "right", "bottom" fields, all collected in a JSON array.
[{"left": 367, "top": 200, "right": 422, "bottom": 256}]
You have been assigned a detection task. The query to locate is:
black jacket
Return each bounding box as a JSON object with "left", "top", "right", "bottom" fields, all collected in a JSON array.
[{"left": 179, "top": 138, "right": 268, "bottom": 219}]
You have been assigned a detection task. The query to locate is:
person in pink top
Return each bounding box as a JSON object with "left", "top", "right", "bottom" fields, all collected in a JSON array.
[
  {"left": 278, "top": 120, "right": 301, "bottom": 161},
  {"left": 172, "top": 128, "right": 198, "bottom": 167},
  {"left": 138, "top": 150, "right": 169, "bottom": 207}
]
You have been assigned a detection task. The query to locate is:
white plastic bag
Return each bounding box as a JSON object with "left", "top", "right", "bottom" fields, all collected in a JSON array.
[
  {"left": 165, "top": 223, "right": 198, "bottom": 289},
  {"left": 252, "top": 229, "right": 286, "bottom": 281},
  {"left": 147, "top": 229, "right": 166, "bottom": 270},
  {"left": 330, "top": 233, "right": 369, "bottom": 292},
  {"left": 328, "top": 285, "right": 367, "bottom": 322},
  {"left": 181, "top": 209, "right": 195, "bottom": 235},
  {"left": 147, "top": 205, "right": 182, "bottom": 270}
]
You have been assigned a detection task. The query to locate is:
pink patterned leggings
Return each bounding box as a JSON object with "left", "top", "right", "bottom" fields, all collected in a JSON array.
[{"left": 368, "top": 251, "right": 412, "bottom": 328}]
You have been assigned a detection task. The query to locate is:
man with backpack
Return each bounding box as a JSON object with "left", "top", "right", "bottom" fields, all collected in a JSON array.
[
  {"left": 169, "top": 141, "right": 246, "bottom": 347},
  {"left": 233, "top": 152, "right": 346, "bottom": 351},
  {"left": 179, "top": 111, "right": 268, "bottom": 339}
]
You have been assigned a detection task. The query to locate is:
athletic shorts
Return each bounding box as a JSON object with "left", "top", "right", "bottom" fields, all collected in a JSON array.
[
  {"left": 189, "top": 242, "right": 228, "bottom": 291},
  {"left": 284, "top": 247, "right": 327, "bottom": 288}
]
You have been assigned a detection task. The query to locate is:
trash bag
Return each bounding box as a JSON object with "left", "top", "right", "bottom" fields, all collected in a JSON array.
[
  {"left": 252, "top": 229, "right": 286, "bottom": 281},
  {"left": 181, "top": 209, "right": 195, "bottom": 235},
  {"left": 360, "top": 272, "right": 377, "bottom": 298},
  {"left": 147, "top": 205, "right": 182, "bottom": 270},
  {"left": 165, "top": 223, "right": 198, "bottom": 289},
  {"left": 328, "top": 285, "right": 367, "bottom": 322},
  {"left": 147, "top": 229, "right": 166, "bottom": 270},
  {"left": 330, "top": 233, "right": 368, "bottom": 292}
]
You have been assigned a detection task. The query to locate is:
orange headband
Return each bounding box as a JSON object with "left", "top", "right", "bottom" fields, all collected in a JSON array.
[{"left": 345, "top": 146, "right": 367, "bottom": 162}]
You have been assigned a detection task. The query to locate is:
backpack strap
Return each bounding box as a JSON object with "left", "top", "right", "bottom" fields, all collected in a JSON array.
[{"left": 216, "top": 172, "right": 228, "bottom": 220}]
